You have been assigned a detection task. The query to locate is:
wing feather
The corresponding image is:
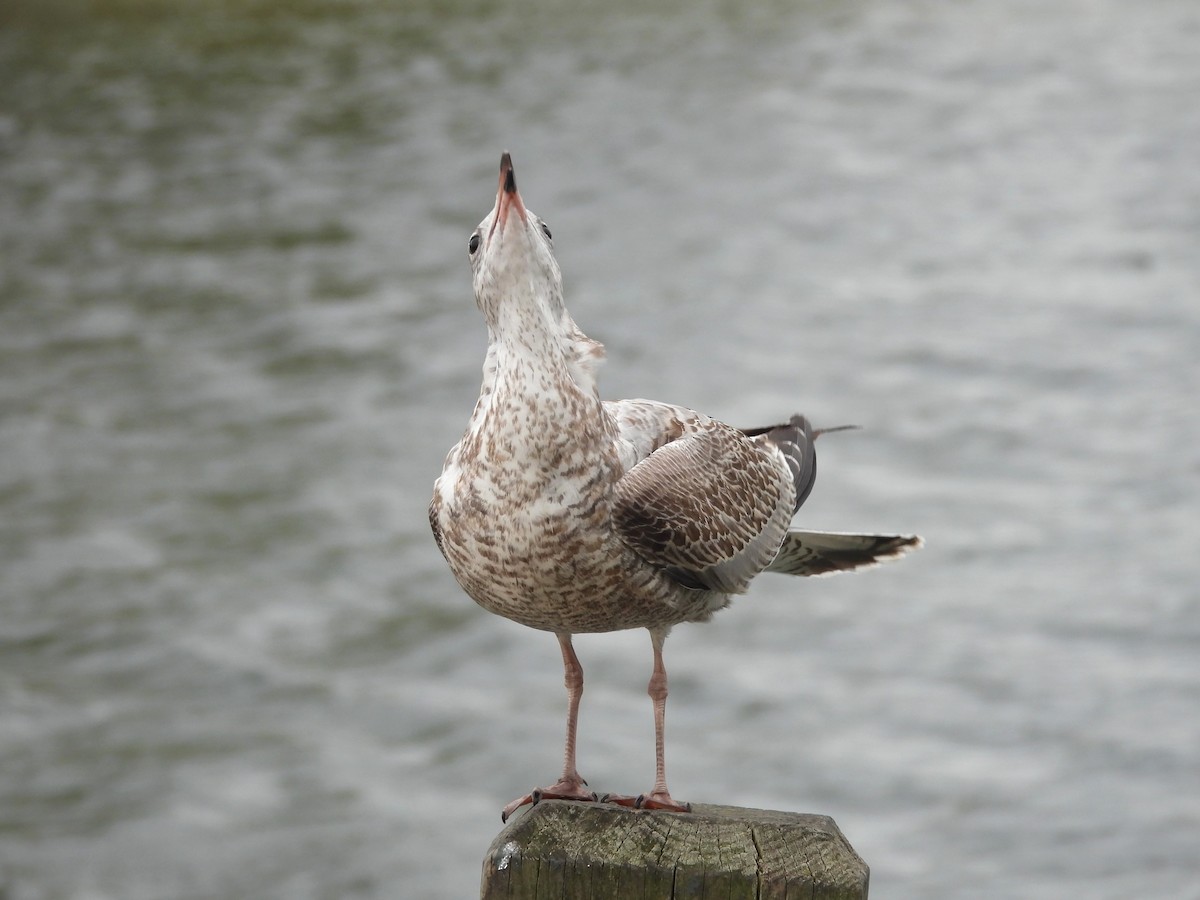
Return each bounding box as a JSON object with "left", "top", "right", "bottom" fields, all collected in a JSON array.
[
  {"left": 612, "top": 418, "right": 794, "bottom": 594},
  {"left": 605, "top": 400, "right": 919, "bottom": 589}
]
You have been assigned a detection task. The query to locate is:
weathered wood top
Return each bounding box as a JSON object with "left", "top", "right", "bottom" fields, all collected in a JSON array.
[{"left": 481, "top": 800, "right": 869, "bottom": 899}]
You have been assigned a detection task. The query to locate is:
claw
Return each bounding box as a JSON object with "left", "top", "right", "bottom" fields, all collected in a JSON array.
[
  {"left": 598, "top": 790, "right": 690, "bottom": 812},
  {"left": 501, "top": 778, "right": 598, "bottom": 822},
  {"left": 636, "top": 792, "right": 692, "bottom": 813},
  {"left": 599, "top": 791, "right": 636, "bottom": 807}
]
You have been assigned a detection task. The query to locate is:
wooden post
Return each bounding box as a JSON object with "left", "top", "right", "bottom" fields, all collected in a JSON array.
[{"left": 481, "top": 800, "right": 869, "bottom": 899}]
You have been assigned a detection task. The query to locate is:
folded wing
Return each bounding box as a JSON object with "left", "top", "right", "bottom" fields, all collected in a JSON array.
[{"left": 610, "top": 409, "right": 797, "bottom": 594}]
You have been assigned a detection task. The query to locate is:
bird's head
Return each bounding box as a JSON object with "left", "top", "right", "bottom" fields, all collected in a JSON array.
[{"left": 467, "top": 152, "right": 564, "bottom": 337}]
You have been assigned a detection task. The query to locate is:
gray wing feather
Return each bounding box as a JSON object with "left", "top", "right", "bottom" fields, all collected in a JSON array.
[{"left": 767, "top": 530, "right": 922, "bottom": 577}]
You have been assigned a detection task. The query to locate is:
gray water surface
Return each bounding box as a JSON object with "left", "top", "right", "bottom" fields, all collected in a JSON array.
[{"left": 2, "top": 1, "right": 1198, "bottom": 898}]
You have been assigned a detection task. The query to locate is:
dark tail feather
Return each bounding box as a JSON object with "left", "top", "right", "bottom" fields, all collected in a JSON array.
[
  {"left": 767, "top": 530, "right": 922, "bottom": 577},
  {"left": 741, "top": 415, "right": 859, "bottom": 515}
]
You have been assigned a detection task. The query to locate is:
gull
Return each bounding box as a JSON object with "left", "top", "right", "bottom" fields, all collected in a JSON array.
[{"left": 429, "top": 153, "right": 920, "bottom": 821}]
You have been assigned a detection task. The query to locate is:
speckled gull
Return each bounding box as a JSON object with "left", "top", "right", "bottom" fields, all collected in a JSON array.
[{"left": 429, "top": 153, "right": 921, "bottom": 821}]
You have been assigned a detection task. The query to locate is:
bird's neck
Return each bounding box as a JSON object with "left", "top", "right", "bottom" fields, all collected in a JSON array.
[
  {"left": 456, "top": 330, "right": 613, "bottom": 490},
  {"left": 487, "top": 304, "right": 563, "bottom": 366},
  {"left": 483, "top": 293, "right": 605, "bottom": 399}
]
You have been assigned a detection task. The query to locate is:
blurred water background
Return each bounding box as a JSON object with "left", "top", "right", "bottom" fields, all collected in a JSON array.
[{"left": 2, "top": 0, "right": 1198, "bottom": 897}]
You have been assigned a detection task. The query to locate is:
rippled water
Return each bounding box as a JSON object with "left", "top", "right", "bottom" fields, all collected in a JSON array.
[{"left": 2, "top": 1, "right": 1198, "bottom": 898}]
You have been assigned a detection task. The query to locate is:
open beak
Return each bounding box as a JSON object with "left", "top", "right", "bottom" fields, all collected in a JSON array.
[{"left": 489, "top": 151, "right": 528, "bottom": 241}]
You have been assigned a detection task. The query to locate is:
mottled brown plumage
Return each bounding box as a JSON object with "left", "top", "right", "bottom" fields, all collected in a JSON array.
[{"left": 430, "top": 153, "right": 920, "bottom": 821}]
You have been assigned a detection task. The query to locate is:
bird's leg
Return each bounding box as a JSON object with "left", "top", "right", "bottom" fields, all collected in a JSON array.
[
  {"left": 604, "top": 627, "right": 691, "bottom": 813},
  {"left": 638, "top": 628, "right": 692, "bottom": 811},
  {"left": 501, "top": 633, "right": 598, "bottom": 822},
  {"left": 554, "top": 631, "right": 588, "bottom": 790}
]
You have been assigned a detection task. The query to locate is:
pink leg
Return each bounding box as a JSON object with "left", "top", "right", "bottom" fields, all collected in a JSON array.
[
  {"left": 604, "top": 628, "right": 691, "bottom": 813},
  {"left": 501, "top": 633, "right": 598, "bottom": 822},
  {"left": 557, "top": 631, "right": 586, "bottom": 788}
]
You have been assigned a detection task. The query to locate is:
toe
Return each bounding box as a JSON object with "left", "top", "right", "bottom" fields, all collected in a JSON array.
[{"left": 635, "top": 791, "right": 691, "bottom": 813}]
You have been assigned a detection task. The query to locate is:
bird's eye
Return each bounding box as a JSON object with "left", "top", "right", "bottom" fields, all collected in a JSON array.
[
  {"left": 539, "top": 221, "right": 552, "bottom": 241},
  {"left": 468, "top": 233, "right": 481, "bottom": 255}
]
